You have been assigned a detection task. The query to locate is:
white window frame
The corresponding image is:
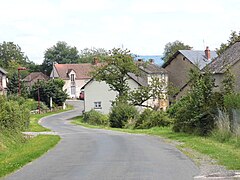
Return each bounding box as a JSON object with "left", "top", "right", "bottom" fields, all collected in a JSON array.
[{"left": 70, "top": 74, "right": 75, "bottom": 82}]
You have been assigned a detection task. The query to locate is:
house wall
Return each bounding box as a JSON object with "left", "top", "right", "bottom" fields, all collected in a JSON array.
[
  {"left": 63, "top": 79, "right": 90, "bottom": 98},
  {"left": 84, "top": 79, "right": 140, "bottom": 114},
  {"left": 0, "top": 71, "right": 7, "bottom": 95},
  {"left": 213, "top": 73, "right": 224, "bottom": 92},
  {"left": 230, "top": 60, "right": 240, "bottom": 92}
]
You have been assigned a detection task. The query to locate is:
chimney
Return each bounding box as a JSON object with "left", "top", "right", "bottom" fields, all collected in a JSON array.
[
  {"left": 205, "top": 46, "right": 211, "bottom": 60},
  {"left": 92, "top": 57, "right": 99, "bottom": 65},
  {"left": 149, "top": 59, "right": 154, "bottom": 64},
  {"left": 137, "top": 59, "right": 143, "bottom": 62}
]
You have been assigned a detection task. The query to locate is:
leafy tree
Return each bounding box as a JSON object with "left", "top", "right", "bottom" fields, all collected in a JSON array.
[
  {"left": 78, "top": 47, "right": 108, "bottom": 63},
  {"left": 93, "top": 48, "right": 139, "bottom": 102},
  {"left": 221, "top": 68, "right": 235, "bottom": 95},
  {"left": 162, "top": 40, "right": 192, "bottom": 62},
  {"left": 128, "top": 76, "right": 167, "bottom": 110},
  {"left": 42, "top": 41, "right": 80, "bottom": 75},
  {"left": 30, "top": 79, "right": 68, "bottom": 107},
  {"left": 216, "top": 31, "right": 240, "bottom": 55}
]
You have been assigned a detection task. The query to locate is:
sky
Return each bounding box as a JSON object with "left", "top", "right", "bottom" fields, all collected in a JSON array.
[{"left": 0, "top": 0, "right": 240, "bottom": 64}]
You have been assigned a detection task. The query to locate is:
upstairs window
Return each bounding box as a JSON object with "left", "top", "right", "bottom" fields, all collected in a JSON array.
[
  {"left": 94, "top": 102, "right": 102, "bottom": 109},
  {"left": 70, "top": 74, "right": 75, "bottom": 82}
]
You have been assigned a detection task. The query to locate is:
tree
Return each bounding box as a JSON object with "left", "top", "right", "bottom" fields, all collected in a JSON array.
[
  {"left": 162, "top": 40, "right": 192, "bottom": 62},
  {"left": 128, "top": 76, "right": 167, "bottom": 110},
  {"left": 93, "top": 48, "right": 139, "bottom": 102},
  {"left": 42, "top": 41, "right": 80, "bottom": 75},
  {"left": 216, "top": 31, "right": 240, "bottom": 55},
  {"left": 30, "top": 79, "right": 68, "bottom": 106},
  {"left": 78, "top": 47, "right": 108, "bottom": 63},
  {"left": 221, "top": 68, "right": 235, "bottom": 95}
]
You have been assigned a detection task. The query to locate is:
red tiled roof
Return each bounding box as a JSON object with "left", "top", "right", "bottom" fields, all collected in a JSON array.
[
  {"left": 54, "top": 63, "right": 102, "bottom": 80},
  {"left": 23, "top": 72, "right": 49, "bottom": 82}
]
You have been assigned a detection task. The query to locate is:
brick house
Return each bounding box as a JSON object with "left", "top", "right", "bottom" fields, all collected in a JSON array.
[
  {"left": 0, "top": 67, "right": 7, "bottom": 95},
  {"left": 23, "top": 72, "right": 49, "bottom": 88},
  {"left": 162, "top": 47, "right": 217, "bottom": 102}
]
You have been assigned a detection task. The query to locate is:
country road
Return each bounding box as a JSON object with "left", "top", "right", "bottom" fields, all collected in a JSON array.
[{"left": 4, "top": 100, "right": 199, "bottom": 180}]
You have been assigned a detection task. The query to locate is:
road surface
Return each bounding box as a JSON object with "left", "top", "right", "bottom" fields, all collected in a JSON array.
[{"left": 4, "top": 100, "right": 199, "bottom": 180}]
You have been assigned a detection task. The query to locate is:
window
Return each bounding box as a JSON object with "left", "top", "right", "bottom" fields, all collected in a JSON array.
[
  {"left": 94, "top": 102, "right": 102, "bottom": 109},
  {"left": 70, "top": 74, "right": 75, "bottom": 82},
  {"left": 71, "top": 86, "right": 76, "bottom": 95}
]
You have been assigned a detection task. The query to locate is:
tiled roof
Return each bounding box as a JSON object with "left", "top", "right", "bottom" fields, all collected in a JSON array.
[
  {"left": 137, "top": 62, "right": 167, "bottom": 74},
  {"left": 205, "top": 41, "right": 240, "bottom": 73},
  {"left": 23, "top": 72, "right": 49, "bottom": 82},
  {"left": 162, "top": 50, "right": 217, "bottom": 70},
  {"left": 127, "top": 73, "right": 148, "bottom": 86},
  {"left": 54, "top": 63, "right": 102, "bottom": 80}
]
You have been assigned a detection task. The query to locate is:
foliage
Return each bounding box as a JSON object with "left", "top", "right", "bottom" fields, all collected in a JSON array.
[
  {"left": 135, "top": 109, "right": 172, "bottom": 129},
  {"left": 79, "top": 47, "right": 108, "bottom": 63},
  {"left": 129, "top": 76, "right": 167, "bottom": 110},
  {"left": 221, "top": 68, "right": 235, "bottom": 95},
  {"left": 93, "top": 48, "right": 139, "bottom": 102},
  {"left": 171, "top": 68, "right": 216, "bottom": 135},
  {"left": 83, "top": 110, "right": 109, "bottom": 126},
  {"left": 30, "top": 79, "right": 68, "bottom": 107},
  {"left": 224, "top": 93, "right": 240, "bottom": 110},
  {"left": 109, "top": 102, "right": 139, "bottom": 128},
  {"left": 0, "top": 95, "right": 30, "bottom": 131},
  {"left": 216, "top": 31, "right": 240, "bottom": 55},
  {"left": 162, "top": 40, "right": 192, "bottom": 62},
  {"left": 42, "top": 41, "right": 80, "bottom": 75}
]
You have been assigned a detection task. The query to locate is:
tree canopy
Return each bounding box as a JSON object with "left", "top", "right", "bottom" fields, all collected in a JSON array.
[
  {"left": 162, "top": 40, "right": 192, "bottom": 62},
  {"left": 79, "top": 47, "right": 108, "bottom": 63},
  {"left": 42, "top": 41, "right": 80, "bottom": 75},
  {"left": 93, "top": 48, "right": 139, "bottom": 102}
]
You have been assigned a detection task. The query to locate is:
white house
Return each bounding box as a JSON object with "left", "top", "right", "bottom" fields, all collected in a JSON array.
[
  {"left": 0, "top": 67, "right": 7, "bottom": 95},
  {"left": 50, "top": 62, "right": 102, "bottom": 98},
  {"left": 81, "top": 62, "right": 168, "bottom": 114}
]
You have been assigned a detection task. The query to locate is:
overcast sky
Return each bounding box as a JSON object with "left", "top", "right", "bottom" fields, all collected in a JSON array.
[{"left": 0, "top": 0, "right": 240, "bottom": 64}]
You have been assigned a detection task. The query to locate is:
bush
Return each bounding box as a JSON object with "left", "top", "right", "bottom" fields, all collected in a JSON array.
[
  {"left": 135, "top": 109, "right": 172, "bottom": 129},
  {"left": 109, "top": 103, "right": 139, "bottom": 128},
  {"left": 0, "top": 96, "right": 30, "bottom": 131},
  {"left": 224, "top": 93, "right": 240, "bottom": 110},
  {"left": 83, "top": 110, "right": 108, "bottom": 126}
]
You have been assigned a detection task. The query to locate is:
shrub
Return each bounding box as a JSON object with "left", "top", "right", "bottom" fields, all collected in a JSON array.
[
  {"left": 83, "top": 110, "right": 108, "bottom": 126},
  {"left": 109, "top": 103, "right": 139, "bottom": 128},
  {"left": 224, "top": 93, "right": 240, "bottom": 110},
  {"left": 135, "top": 109, "right": 172, "bottom": 129}
]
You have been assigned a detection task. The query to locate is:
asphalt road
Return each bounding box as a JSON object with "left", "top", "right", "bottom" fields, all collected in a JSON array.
[{"left": 4, "top": 100, "right": 199, "bottom": 180}]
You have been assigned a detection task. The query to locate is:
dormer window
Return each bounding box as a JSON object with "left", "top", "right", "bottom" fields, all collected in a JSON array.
[{"left": 70, "top": 74, "right": 75, "bottom": 82}]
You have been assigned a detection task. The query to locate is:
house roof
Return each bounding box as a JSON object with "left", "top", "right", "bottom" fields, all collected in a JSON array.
[
  {"left": 138, "top": 63, "right": 167, "bottom": 74},
  {"left": 23, "top": 72, "right": 49, "bottom": 82},
  {"left": 162, "top": 50, "right": 217, "bottom": 70},
  {"left": 0, "top": 67, "right": 7, "bottom": 74},
  {"left": 54, "top": 63, "right": 102, "bottom": 80},
  {"left": 205, "top": 41, "right": 240, "bottom": 74}
]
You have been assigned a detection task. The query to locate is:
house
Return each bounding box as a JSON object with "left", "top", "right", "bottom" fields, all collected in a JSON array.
[
  {"left": 50, "top": 61, "right": 101, "bottom": 98},
  {"left": 206, "top": 41, "right": 240, "bottom": 92},
  {"left": 162, "top": 47, "right": 217, "bottom": 101},
  {"left": 23, "top": 72, "right": 49, "bottom": 88},
  {"left": 81, "top": 62, "right": 168, "bottom": 114},
  {"left": 0, "top": 67, "right": 7, "bottom": 95}
]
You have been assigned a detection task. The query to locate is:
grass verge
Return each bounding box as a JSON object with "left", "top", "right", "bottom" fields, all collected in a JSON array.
[
  {"left": 0, "top": 134, "right": 60, "bottom": 178},
  {"left": 72, "top": 116, "right": 240, "bottom": 170},
  {"left": 27, "top": 105, "right": 73, "bottom": 132}
]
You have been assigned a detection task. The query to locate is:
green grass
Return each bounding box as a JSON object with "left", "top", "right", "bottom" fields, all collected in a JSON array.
[
  {"left": 72, "top": 116, "right": 240, "bottom": 170},
  {"left": 0, "top": 134, "right": 60, "bottom": 178},
  {"left": 27, "top": 105, "right": 74, "bottom": 132}
]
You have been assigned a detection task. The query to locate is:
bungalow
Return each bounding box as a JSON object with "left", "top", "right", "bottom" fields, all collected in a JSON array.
[
  {"left": 0, "top": 67, "right": 7, "bottom": 95},
  {"left": 162, "top": 47, "right": 217, "bottom": 101},
  {"left": 81, "top": 63, "right": 168, "bottom": 114},
  {"left": 50, "top": 61, "right": 101, "bottom": 98},
  {"left": 206, "top": 41, "right": 240, "bottom": 92}
]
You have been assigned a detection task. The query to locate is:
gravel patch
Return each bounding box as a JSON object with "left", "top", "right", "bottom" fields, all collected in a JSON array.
[{"left": 22, "top": 132, "right": 58, "bottom": 137}]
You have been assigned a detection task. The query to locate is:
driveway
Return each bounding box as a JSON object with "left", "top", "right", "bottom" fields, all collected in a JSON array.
[{"left": 4, "top": 100, "right": 199, "bottom": 180}]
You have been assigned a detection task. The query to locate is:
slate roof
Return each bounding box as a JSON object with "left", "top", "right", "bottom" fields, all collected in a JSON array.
[
  {"left": 0, "top": 67, "right": 7, "bottom": 74},
  {"left": 54, "top": 63, "right": 102, "bottom": 80},
  {"left": 23, "top": 72, "right": 49, "bottom": 82},
  {"left": 162, "top": 50, "right": 217, "bottom": 70},
  {"left": 138, "top": 63, "right": 167, "bottom": 74},
  {"left": 205, "top": 41, "right": 240, "bottom": 73}
]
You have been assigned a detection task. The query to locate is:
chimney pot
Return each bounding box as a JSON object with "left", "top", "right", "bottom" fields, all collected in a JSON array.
[
  {"left": 205, "top": 46, "right": 211, "bottom": 60},
  {"left": 149, "top": 59, "right": 154, "bottom": 64}
]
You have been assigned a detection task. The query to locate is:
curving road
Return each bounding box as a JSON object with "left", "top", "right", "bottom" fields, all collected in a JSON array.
[{"left": 4, "top": 100, "right": 199, "bottom": 180}]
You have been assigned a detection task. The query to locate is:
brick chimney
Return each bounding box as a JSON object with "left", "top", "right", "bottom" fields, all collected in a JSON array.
[
  {"left": 92, "top": 57, "right": 99, "bottom": 65},
  {"left": 149, "top": 59, "right": 154, "bottom": 64},
  {"left": 205, "top": 46, "right": 211, "bottom": 60}
]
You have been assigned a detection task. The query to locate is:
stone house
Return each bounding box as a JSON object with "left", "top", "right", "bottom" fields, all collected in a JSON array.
[
  {"left": 0, "top": 67, "right": 7, "bottom": 95},
  {"left": 162, "top": 47, "right": 217, "bottom": 101},
  {"left": 206, "top": 41, "right": 240, "bottom": 92},
  {"left": 81, "top": 63, "right": 168, "bottom": 114}
]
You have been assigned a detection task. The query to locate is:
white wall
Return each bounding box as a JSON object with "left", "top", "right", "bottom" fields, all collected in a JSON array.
[{"left": 63, "top": 79, "right": 90, "bottom": 98}]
